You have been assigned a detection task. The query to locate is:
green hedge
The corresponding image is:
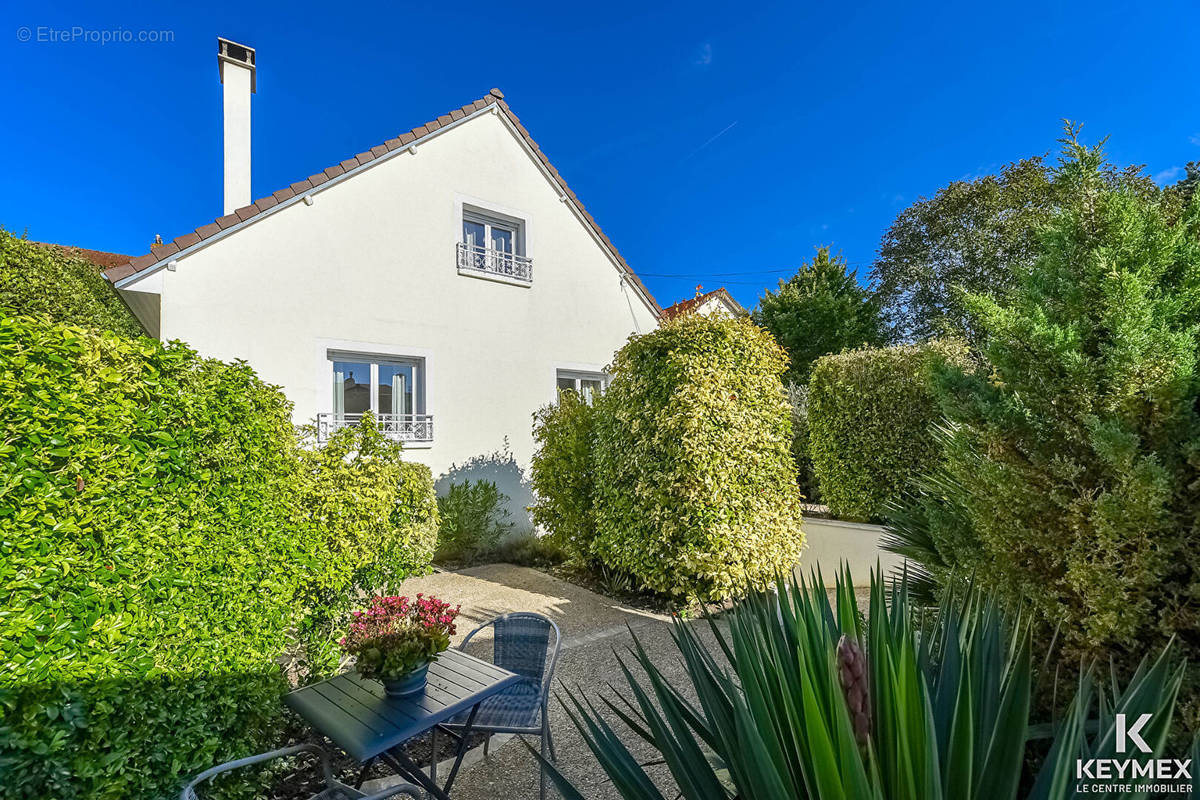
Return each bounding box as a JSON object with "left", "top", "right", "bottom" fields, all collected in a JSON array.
[
  {"left": 0, "top": 228, "right": 143, "bottom": 337},
  {"left": 807, "top": 341, "right": 968, "bottom": 521},
  {"left": 590, "top": 314, "right": 806, "bottom": 600},
  {"left": 529, "top": 390, "right": 599, "bottom": 562},
  {"left": 0, "top": 314, "right": 435, "bottom": 800}
]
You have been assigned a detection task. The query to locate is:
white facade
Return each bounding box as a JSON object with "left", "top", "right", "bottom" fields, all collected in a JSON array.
[{"left": 116, "top": 105, "right": 659, "bottom": 523}]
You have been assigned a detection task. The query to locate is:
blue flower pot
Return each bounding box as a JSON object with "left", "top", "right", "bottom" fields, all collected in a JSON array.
[{"left": 381, "top": 663, "right": 429, "bottom": 697}]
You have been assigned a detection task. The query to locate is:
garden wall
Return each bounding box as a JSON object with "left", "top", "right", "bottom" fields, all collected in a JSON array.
[{"left": 797, "top": 517, "right": 905, "bottom": 587}]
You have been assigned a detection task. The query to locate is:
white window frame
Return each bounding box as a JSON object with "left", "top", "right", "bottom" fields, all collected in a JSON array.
[
  {"left": 330, "top": 352, "right": 426, "bottom": 417},
  {"left": 556, "top": 368, "right": 608, "bottom": 404},
  {"left": 455, "top": 195, "right": 533, "bottom": 287},
  {"left": 316, "top": 340, "right": 435, "bottom": 448}
]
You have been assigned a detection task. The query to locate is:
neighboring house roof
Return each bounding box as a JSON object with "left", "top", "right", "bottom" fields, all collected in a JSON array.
[
  {"left": 661, "top": 287, "right": 745, "bottom": 320},
  {"left": 102, "top": 89, "right": 661, "bottom": 316},
  {"left": 36, "top": 242, "right": 133, "bottom": 269}
]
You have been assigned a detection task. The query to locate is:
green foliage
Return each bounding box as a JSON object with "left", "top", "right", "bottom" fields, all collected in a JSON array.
[
  {"left": 0, "top": 314, "right": 435, "bottom": 800},
  {"left": 886, "top": 128, "right": 1200, "bottom": 717},
  {"left": 871, "top": 154, "right": 1159, "bottom": 343},
  {"left": 538, "top": 569, "right": 1193, "bottom": 800},
  {"left": 786, "top": 383, "right": 819, "bottom": 502},
  {"left": 753, "top": 246, "right": 887, "bottom": 384},
  {"left": 291, "top": 419, "right": 439, "bottom": 679},
  {"left": 434, "top": 479, "right": 514, "bottom": 563},
  {"left": 0, "top": 228, "right": 143, "bottom": 337},
  {"left": 489, "top": 532, "right": 569, "bottom": 569},
  {"left": 529, "top": 390, "right": 599, "bottom": 562},
  {"left": 591, "top": 313, "right": 806, "bottom": 600},
  {"left": 808, "top": 340, "right": 969, "bottom": 521}
]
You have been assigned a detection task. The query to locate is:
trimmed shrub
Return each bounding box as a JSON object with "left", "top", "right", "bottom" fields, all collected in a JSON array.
[
  {"left": 435, "top": 480, "right": 514, "bottom": 563},
  {"left": 0, "top": 314, "right": 435, "bottom": 800},
  {"left": 591, "top": 314, "right": 806, "bottom": 600},
  {"left": 807, "top": 340, "right": 968, "bottom": 521},
  {"left": 529, "top": 390, "right": 599, "bottom": 562},
  {"left": 0, "top": 228, "right": 143, "bottom": 337}
]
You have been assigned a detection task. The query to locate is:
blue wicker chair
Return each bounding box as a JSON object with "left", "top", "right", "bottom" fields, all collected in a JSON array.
[
  {"left": 433, "top": 612, "right": 562, "bottom": 800},
  {"left": 180, "top": 743, "right": 423, "bottom": 800}
]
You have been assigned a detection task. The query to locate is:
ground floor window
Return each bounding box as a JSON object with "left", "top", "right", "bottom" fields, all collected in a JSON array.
[
  {"left": 556, "top": 369, "right": 607, "bottom": 404},
  {"left": 324, "top": 352, "right": 431, "bottom": 443}
]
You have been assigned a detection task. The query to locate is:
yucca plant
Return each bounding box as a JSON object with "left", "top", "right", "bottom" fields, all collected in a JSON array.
[{"left": 533, "top": 568, "right": 1194, "bottom": 799}]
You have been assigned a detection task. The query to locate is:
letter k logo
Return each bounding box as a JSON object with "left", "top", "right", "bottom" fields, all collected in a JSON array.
[{"left": 1116, "top": 713, "right": 1152, "bottom": 754}]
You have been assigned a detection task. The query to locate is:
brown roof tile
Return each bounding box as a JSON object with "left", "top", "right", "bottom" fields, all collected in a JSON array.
[
  {"left": 215, "top": 213, "right": 241, "bottom": 230},
  {"left": 195, "top": 222, "right": 221, "bottom": 239},
  {"left": 106, "top": 264, "right": 135, "bottom": 280},
  {"left": 101, "top": 90, "right": 660, "bottom": 314}
]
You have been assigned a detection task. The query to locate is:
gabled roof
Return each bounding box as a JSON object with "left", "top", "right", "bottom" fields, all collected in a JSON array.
[
  {"left": 661, "top": 287, "right": 744, "bottom": 320},
  {"left": 103, "top": 89, "right": 660, "bottom": 316}
]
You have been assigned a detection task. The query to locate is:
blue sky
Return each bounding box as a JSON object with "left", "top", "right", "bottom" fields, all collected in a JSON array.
[{"left": 3, "top": 0, "right": 1198, "bottom": 310}]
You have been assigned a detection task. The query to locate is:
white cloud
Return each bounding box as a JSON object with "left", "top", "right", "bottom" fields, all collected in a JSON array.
[
  {"left": 693, "top": 42, "right": 713, "bottom": 67},
  {"left": 1155, "top": 165, "right": 1183, "bottom": 185},
  {"left": 1190, "top": 133, "right": 1200, "bottom": 146}
]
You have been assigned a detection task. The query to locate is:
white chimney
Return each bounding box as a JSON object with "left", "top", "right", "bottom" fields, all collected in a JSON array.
[{"left": 217, "top": 37, "right": 255, "bottom": 215}]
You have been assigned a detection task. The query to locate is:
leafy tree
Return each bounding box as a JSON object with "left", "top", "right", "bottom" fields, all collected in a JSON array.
[
  {"left": 885, "top": 127, "right": 1200, "bottom": 715},
  {"left": 753, "top": 246, "right": 886, "bottom": 385},
  {"left": 871, "top": 151, "right": 1159, "bottom": 343}
]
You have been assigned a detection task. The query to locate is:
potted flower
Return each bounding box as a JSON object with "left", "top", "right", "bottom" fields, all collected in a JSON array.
[{"left": 340, "top": 594, "right": 461, "bottom": 697}]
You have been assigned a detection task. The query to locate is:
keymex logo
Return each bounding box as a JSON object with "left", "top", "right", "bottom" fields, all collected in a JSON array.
[{"left": 1074, "top": 713, "right": 1191, "bottom": 794}]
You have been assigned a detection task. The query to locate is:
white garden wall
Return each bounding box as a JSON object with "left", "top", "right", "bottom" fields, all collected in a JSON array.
[{"left": 797, "top": 517, "right": 907, "bottom": 588}]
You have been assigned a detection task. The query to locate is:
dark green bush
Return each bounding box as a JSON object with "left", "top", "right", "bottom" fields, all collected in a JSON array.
[
  {"left": 529, "top": 390, "right": 599, "bottom": 562},
  {"left": 886, "top": 130, "right": 1200, "bottom": 722},
  {"left": 0, "top": 228, "right": 143, "bottom": 337},
  {"left": 591, "top": 314, "right": 806, "bottom": 600},
  {"left": 786, "top": 383, "right": 820, "bottom": 503},
  {"left": 434, "top": 479, "right": 514, "bottom": 563},
  {"left": 0, "top": 314, "right": 435, "bottom": 800},
  {"left": 807, "top": 340, "right": 969, "bottom": 520}
]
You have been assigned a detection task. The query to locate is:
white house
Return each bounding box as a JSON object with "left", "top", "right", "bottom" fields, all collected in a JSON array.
[
  {"left": 660, "top": 287, "right": 744, "bottom": 320},
  {"left": 104, "top": 39, "right": 661, "bottom": 521}
]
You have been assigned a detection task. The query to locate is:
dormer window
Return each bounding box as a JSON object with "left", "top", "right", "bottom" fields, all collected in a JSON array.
[{"left": 457, "top": 206, "right": 532, "bottom": 284}]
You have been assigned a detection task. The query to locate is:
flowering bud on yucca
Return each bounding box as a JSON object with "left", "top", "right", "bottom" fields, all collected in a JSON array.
[{"left": 837, "top": 634, "right": 871, "bottom": 747}]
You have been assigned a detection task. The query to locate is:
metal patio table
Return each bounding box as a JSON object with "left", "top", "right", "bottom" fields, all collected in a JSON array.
[{"left": 285, "top": 650, "right": 521, "bottom": 799}]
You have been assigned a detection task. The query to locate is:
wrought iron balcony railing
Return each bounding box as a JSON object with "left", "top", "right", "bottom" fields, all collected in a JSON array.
[
  {"left": 316, "top": 413, "right": 434, "bottom": 444},
  {"left": 456, "top": 242, "right": 533, "bottom": 283}
]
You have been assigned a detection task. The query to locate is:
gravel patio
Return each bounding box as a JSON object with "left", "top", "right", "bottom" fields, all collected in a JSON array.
[{"left": 353, "top": 563, "right": 694, "bottom": 799}]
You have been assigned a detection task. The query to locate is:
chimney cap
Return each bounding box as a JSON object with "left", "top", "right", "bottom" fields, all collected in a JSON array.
[{"left": 218, "top": 37, "right": 256, "bottom": 93}]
